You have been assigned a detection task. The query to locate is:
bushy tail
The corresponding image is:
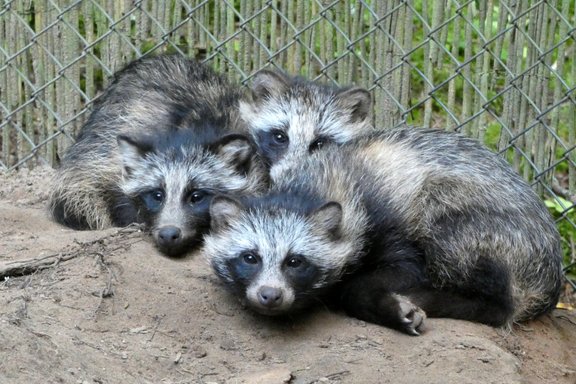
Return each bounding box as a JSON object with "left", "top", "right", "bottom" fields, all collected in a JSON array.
[{"left": 49, "top": 157, "right": 120, "bottom": 230}]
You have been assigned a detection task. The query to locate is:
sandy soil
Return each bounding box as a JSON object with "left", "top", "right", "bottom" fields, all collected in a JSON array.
[{"left": 1, "top": 166, "right": 575, "bottom": 384}]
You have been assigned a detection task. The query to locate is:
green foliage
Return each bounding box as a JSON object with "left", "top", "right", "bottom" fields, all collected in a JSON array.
[
  {"left": 483, "top": 122, "right": 501, "bottom": 151},
  {"left": 545, "top": 197, "right": 576, "bottom": 279}
]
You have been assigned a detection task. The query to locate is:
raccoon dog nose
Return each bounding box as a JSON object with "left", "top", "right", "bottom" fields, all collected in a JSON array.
[
  {"left": 258, "top": 286, "right": 283, "bottom": 308},
  {"left": 158, "top": 226, "right": 182, "bottom": 244}
]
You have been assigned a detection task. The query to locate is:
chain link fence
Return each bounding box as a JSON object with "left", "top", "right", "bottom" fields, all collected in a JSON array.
[{"left": 1, "top": 0, "right": 575, "bottom": 289}]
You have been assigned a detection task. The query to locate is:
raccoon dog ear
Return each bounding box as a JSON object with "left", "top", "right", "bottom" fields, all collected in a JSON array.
[
  {"left": 336, "top": 87, "right": 372, "bottom": 123},
  {"left": 211, "top": 134, "right": 254, "bottom": 170},
  {"left": 250, "top": 70, "right": 289, "bottom": 102},
  {"left": 210, "top": 195, "right": 244, "bottom": 231},
  {"left": 310, "top": 202, "right": 343, "bottom": 238},
  {"left": 117, "top": 135, "right": 154, "bottom": 176}
]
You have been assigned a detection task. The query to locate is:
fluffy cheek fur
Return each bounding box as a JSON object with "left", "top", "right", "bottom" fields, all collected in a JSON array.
[
  {"left": 205, "top": 235, "right": 341, "bottom": 315},
  {"left": 203, "top": 205, "right": 358, "bottom": 315},
  {"left": 206, "top": 245, "right": 299, "bottom": 314},
  {"left": 123, "top": 183, "right": 210, "bottom": 256}
]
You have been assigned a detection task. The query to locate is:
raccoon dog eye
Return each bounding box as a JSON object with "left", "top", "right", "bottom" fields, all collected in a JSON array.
[
  {"left": 270, "top": 130, "right": 288, "bottom": 145},
  {"left": 188, "top": 190, "right": 207, "bottom": 204},
  {"left": 286, "top": 256, "right": 303, "bottom": 268},
  {"left": 141, "top": 189, "right": 165, "bottom": 211},
  {"left": 151, "top": 190, "right": 164, "bottom": 201},
  {"left": 242, "top": 252, "right": 259, "bottom": 265},
  {"left": 309, "top": 136, "right": 329, "bottom": 152}
]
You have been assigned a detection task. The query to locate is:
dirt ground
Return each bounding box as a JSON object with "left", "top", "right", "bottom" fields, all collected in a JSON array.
[{"left": 1, "top": 167, "right": 575, "bottom": 384}]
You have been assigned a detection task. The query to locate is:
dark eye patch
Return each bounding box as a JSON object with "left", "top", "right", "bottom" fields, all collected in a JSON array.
[
  {"left": 226, "top": 250, "right": 262, "bottom": 286},
  {"left": 283, "top": 253, "right": 320, "bottom": 289},
  {"left": 140, "top": 188, "right": 165, "bottom": 212},
  {"left": 255, "top": 127, "right": 290, "bottom": 165}
]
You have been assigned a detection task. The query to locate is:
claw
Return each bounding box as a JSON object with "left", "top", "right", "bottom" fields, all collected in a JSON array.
[{"left": 397, "top": 296, "right": 427, "bottom": 336}]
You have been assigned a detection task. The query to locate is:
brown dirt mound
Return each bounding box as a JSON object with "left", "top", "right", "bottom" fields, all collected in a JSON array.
[{"left": 1, "top": 167, "right": 575, "bottom": 384}]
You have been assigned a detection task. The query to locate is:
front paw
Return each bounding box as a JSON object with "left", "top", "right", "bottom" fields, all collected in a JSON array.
[{"left": 394, "top": 294, "right": 426, "bottom": 336}]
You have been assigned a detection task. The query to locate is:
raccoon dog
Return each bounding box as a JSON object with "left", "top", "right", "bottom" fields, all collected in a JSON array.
[
  {"left": 49, "top": 54, "right": 266, "bottom": 256},
  {"left": 238, "top": 70, "right": 372, "bottom": 168},
  {"left": 204, "top": 127, "right": 563, "bottom": 335}
]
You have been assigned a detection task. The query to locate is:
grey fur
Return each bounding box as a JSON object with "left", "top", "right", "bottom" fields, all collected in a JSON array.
[
  {"left": 49, "top": 54, "right": 267, "bottom": 254},
  {"left": 238, "top": 70, "right": 372, "bottom": 167},
  {"left": 204, "top": 127, "right": 563, "bottom": 329}
]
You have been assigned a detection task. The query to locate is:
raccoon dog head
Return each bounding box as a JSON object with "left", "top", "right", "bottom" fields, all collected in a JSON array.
[
  {"left": 117, "top": 131, "right": 263, "bottom": 257},
  {"left": 239, "top": 70, "right": 372, "bottom": 168},
  {"left": 204, "top": 195, "right": 360, "bottom": 315}
]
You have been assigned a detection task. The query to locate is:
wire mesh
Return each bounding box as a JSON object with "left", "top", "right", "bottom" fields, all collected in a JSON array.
[{"left": 1, "top": 0, "right": 575, "bottom": 288}]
